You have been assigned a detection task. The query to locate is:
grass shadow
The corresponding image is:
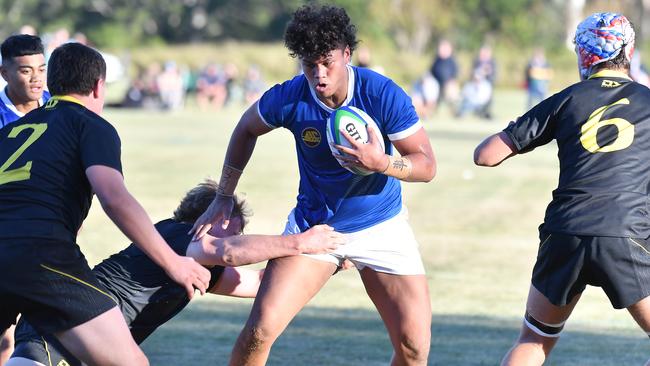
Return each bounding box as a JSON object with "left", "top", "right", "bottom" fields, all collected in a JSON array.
[{"left": 141, "top": 300, "right": 648, "bottom": 365}]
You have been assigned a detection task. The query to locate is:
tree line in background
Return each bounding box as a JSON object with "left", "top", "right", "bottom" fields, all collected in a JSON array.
[{"left": 0, "top": 0, "right": 648, "bottom": 53}]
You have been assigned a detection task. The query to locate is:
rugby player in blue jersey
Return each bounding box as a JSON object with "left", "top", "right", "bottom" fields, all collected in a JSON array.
[
  {"left": 0, "top": 34, "right": 50, "bottom": 130},
  {"left": 192, "top": 5, "right": 436, "bottom": 365},
  {"left": 475, "top": 13, "right": 650, "bottom": 365}
]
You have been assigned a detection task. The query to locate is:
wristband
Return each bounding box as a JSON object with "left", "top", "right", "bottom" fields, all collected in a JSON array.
[
  {"left": 381, "top": 155, "right": 412, "bottom": 180},
  {"left": 216, "top": 164, "right": 243, "bottom": 196}
]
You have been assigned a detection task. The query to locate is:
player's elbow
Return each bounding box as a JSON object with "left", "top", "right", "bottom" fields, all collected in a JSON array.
[
  {"left": 473, "top": 148, "right": 493, "bottom": 166},
  {"left": 423, "top": 161, "right": 436, "bottom": 182}
]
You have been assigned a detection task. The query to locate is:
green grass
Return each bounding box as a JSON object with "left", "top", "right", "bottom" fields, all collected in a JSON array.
[{"left": 76, "top": 91, "right": 649, "bottom": 365}]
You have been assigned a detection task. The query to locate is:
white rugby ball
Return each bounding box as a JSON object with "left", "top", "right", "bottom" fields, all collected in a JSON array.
[{"left": 326, "top": 106, "right": 385, "bottom": 175}]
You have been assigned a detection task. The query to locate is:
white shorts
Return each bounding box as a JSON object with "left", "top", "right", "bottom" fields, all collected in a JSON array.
[{"left": 282, "top": 208, "right": 425, "bottom": 275}]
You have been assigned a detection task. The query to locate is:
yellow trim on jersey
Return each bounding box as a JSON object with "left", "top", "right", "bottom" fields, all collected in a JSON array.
[
  {"left": 42, "top": 336, "right": 53, "bottom": 366},
  {"left": 588, "top": 70, "right": 632, "bottom": 81},
  {"left": 40, "top": 264, "right": 117, "bottom": 304},
  {"left": 49, "top": 95, "right": 85, "bottom": 106}
]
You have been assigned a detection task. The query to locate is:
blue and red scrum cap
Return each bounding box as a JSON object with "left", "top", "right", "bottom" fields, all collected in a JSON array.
[{"left": 574, "top": 12, "right": 635, "bottom": 79}]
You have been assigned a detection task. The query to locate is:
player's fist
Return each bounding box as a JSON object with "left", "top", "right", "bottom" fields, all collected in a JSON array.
[
  {"left": 298, "top": 224, "right": 345, "bottom": 254},
  {"left": 165, "top": 255, "right": 211, "bottom": 299}
]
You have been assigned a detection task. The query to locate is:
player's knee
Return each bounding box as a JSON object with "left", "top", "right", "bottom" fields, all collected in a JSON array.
[
  {"left": 0, "top": 333, "right": 14, "bottom": 351},
  {"left": 238, "top": 324, "right": 276, "bottom": 353},
  {"left": 395, "top": 332, "right": 430, "bottom": 363}
]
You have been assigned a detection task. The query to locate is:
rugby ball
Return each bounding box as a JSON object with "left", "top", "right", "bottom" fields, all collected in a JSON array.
[{"left": 326, "top": 106, "right": 385, "bottom": 175}]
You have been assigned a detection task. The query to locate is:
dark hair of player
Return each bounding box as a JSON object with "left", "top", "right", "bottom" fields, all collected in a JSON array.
[
  {"left": 284, "top": 4, "right": 359, "bottom": 61},
  {"left": 47, "top": 42, "right": 106, "bottom": 96},
  {"left": 594, "top": 47, "right": 631, "bottom": 73},
  {"left": 173, "top": 179, "right": 251, "bottom": 231},
  {"left": 0, "top": 34, "right": 44, "bottom": 63}
]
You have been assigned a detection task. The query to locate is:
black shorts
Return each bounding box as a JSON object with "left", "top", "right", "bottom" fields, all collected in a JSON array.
[
  {"left": 532, "top": 230, "right": 650, "bottom": 309},
  {"left": 11, "top": 332, "right": 81, "bottom": 366},
  {"left": 0, "top": 239, "right": 117, "bottom": 335}
]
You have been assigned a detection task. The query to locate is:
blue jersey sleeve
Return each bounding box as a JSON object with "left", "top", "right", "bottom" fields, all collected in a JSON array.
[
  {"left": 379, "top": 80, "right": 421, "bottom": 141},
  {"left": 258, "top": 75, "right": 306, "bottom": 129}
]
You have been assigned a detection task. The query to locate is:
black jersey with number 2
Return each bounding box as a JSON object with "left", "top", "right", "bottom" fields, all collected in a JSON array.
[
  {"left": 504, "top": 70, "right": 650, "bottom": 238},
  {"left": 0, "top": 97, "right": 122, "bottom": 242}
]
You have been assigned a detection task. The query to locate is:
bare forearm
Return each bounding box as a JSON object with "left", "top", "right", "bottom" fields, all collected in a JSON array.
[
  {"left": 387, "top": 128, "right": 436, "bottom": 182},
  {"left": 474, "top": 131, "right": 517, "bottom": 167},
  {"left": 219, "top": 106, "right": 269, "bottom": 194},
  {"left": 383, "top": 151, "right": 436, "bottom": 182},
  {"left": 197, "top": 234, "right": 300, "bottom": 267},
  {"left": 220, "top": 234, "right": 301, "bottom": 266}
]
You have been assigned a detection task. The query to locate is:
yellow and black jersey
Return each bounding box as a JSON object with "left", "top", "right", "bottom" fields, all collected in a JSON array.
[
  {"left": 0, "top": 96, "right": 122, "bottom": 243},
  {"left": 92, "top": 219, "right": 224, "bottom": 343},
  {"left": 504, "top": 70, "right": 650, "bottom": 238}
]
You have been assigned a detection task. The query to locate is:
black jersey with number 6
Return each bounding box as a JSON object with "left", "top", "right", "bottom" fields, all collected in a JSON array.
[
  {"left": 0, "top": 97, "right": 122, "bottom": 243},
  {"left": 504, "top": 70, "right": 650, "bottom": 238}
]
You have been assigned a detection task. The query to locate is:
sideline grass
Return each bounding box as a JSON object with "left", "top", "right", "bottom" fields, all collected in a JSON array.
[{"left": 76, "top": 90, "right": 648, "bottom": 365}]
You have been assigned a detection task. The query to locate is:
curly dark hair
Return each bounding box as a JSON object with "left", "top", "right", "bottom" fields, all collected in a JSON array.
[{"left": 284, "top": 4, "right": 358, "bottom": 61}]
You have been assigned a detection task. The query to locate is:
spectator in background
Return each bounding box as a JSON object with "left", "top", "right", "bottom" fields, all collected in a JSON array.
[
  {"left": 630, "top": 51, "right": 649, "bottom": 87},
  {"left": 196, "top": 63, "right": 228, "bottom": 111},
  {"left": 157, "top": 60, "right": 185, "bottom": 111},
  {"left": 431, "top": 39, "right": 459, "bottom": 109},
  {"left": 456, "top": 69, "right": 492, "bottom": 119},
  {"left": 223, "top": 63, "right": 242, "bottom": 106},
  {"left": 18, "top": 25, "right": 37, "bottom": 36},
  {"left": 525, "top": 48, "right": 553, "bottom": 109},
  {"left": 411, "top": 72, "right": 439, "bottom": 120},
  {"left": 472, "top": 44, "right": 496, "bottom": 119},
  {"left": 43, "top": 28, "right": 70, "bottom": 61},
  {"left": 355, "top": 45, "right": 385, "bottom": 75},
  {"left": 243, "top": 65, "right": 265, "bottom": 106}
]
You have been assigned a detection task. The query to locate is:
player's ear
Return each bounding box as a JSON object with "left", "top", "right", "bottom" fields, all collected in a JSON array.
[
  {"left": 92, "top": 78, "right": 105, "bottom": 98},
  {"left": 0, "top": 65, "right": 8, "bottom": 82}
]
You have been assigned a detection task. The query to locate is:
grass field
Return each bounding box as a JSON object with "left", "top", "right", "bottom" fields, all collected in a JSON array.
[{"left": 77, "top": 90, "right": 649, "bottom": 365}]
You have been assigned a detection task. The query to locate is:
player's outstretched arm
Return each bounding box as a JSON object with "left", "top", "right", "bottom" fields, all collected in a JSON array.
[
  {"left": 187, "top": 224, "right": 345, "bottom": 267},
  {"left": 209, "top": 267, "right": 264, "bottom": 298},
  {"left": 474, "top": 131, "right": 518, "bottom": 167},
  {"left": 86, "top": 165, "right": 211, "bottom": 299},
  {"left": 191, "top": 101, "right": 273, "bottom": 238}
]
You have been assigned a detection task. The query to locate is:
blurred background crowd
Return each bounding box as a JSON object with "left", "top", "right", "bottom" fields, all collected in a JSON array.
[{"left": 1, "top": 0, "right": 649, "bottom": 119}]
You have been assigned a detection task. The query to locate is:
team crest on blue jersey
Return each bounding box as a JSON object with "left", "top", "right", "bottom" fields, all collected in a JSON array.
[{"left": 301, "top": 127, "right": 321, "bottom": 147}]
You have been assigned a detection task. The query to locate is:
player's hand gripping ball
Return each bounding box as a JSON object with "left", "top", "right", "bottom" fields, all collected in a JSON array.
[{"left": 326, "top": 106, "right": 385, "bottom": 175}]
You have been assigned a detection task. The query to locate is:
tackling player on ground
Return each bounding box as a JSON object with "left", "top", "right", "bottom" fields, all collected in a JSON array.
[
  {"left": 6, "top": 180, "right": 343, "bottom": 366},
  {"left": 0, "top": 43, "right": 210, "bottom": 366},
  {"left": 474, "top": 13, "right": 650, "bottom": 365},
  {"left": 192, "top": 5, "right": 436, "bottom": 365}
]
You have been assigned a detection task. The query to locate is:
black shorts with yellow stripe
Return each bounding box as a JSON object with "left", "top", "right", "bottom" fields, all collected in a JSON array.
[
  {"left": 11, "top": 332, "right": 80, "bottom": 366},
  {"left": 0, "top": 239, "right": 117, "bottom": 335},
  {"left": 532, "top": 229, "right": 650, "bottom": 309}
]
